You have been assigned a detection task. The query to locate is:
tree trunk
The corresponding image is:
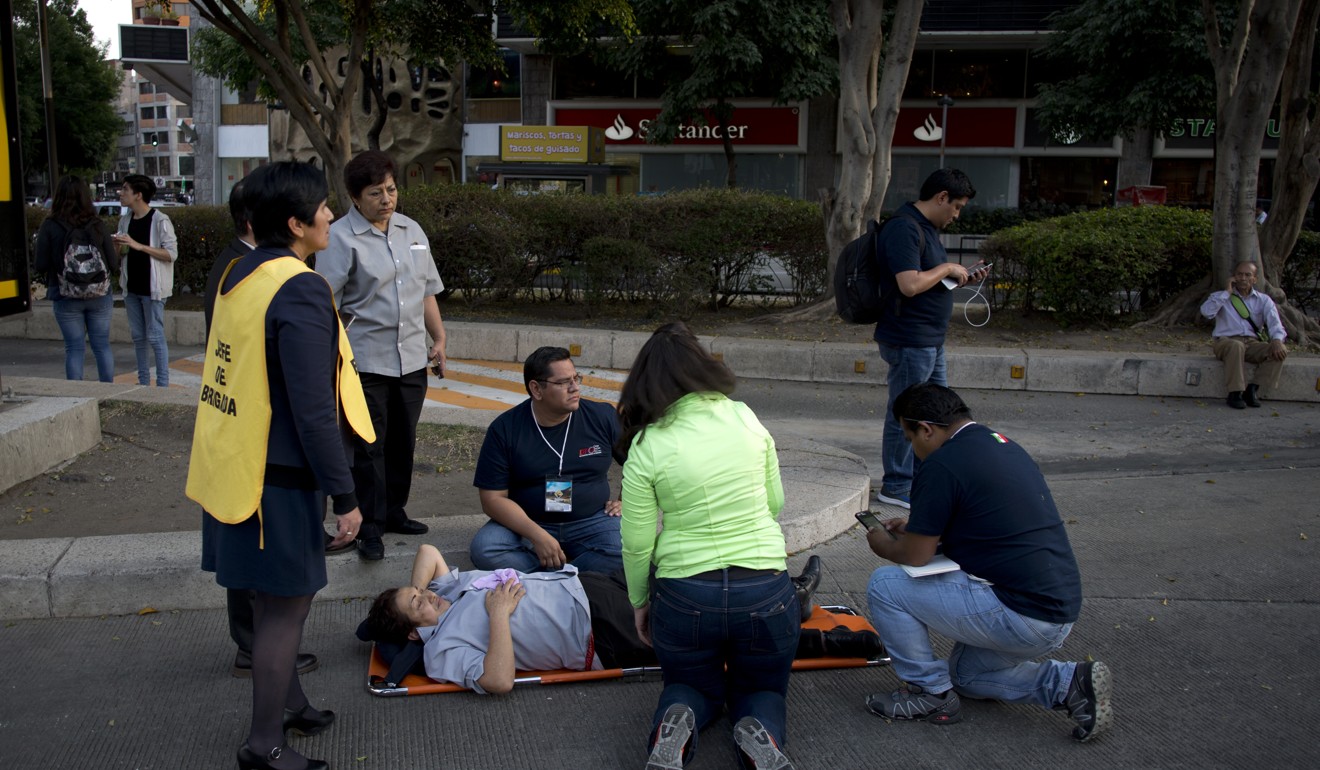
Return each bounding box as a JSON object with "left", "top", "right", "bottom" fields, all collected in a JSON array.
[
  {"left": 192, "top": 0, "right": 371, "bottom": 210},
  {"left": 362, "top": 53, "right": 388, "bottom": 153},
  {"left": 1260, "top": 0, "right": 1320, "bottom": 287},
  {"left": 714, "top": 97, "right": 738, "bottom": 189},
  {"left": 1202, "top": 0, "right": 1301, "bottom": 288},
  {"left": 753, "top": 1, "right": 925, "bottom": 325}
]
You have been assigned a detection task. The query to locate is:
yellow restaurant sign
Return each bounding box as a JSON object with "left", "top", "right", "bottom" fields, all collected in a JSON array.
[{"left": 500, "top": 125, "right": 605, "bottom": 163}]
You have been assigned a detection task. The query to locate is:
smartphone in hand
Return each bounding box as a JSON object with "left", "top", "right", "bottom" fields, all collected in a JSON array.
[{"left": 855, "top": 510, "right": 898, "bottom": 539}]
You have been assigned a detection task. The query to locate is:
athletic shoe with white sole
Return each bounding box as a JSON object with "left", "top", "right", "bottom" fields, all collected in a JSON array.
[
  {"left": 733, "top": 717, "right": 795, "bottom": 770},
  {"left": 646, "top": 704, "right": 695, "bottom": 770},
  {"left": 875, "top": 491, "right": 911, "bottom": 509},
  {"left": 866, "top": 682, "right": 962, "bottom": 724},
  {"left": 1060, "top": 661, "right": 1112, "bottom": 742}
]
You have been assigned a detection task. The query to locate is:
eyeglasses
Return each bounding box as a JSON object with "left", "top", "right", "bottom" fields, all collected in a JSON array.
[{"left": 538, "top": 375, "right": 583, "bottom": 389}]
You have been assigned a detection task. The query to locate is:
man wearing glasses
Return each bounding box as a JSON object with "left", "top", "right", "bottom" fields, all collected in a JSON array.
[
  {"left": 470, "top": 346, "right": 625, "bottom": 574},
  {"left": 1199, "top": 261, "right": 1289, "bottom": 409},
  {"left": 861, "top": 383, "right": 1111, "bottom": 743}
]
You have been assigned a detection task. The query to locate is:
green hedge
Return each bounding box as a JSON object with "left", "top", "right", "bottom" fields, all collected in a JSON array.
[
  {"left": 401, "top": 185, "right": 826, "bottom": 313},
  {"left": 980, "top": 207, "right": 1215, "bottom": 324}
]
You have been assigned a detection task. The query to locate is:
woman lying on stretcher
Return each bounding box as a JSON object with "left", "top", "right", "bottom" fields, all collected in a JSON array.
[{"left": 365, "top": 545, "right": 883, "bottom": 694}]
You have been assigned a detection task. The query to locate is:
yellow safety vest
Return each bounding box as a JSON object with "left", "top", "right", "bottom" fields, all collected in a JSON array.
[{"left": 186, "top": 257, "right": 375, "bottom": 540}]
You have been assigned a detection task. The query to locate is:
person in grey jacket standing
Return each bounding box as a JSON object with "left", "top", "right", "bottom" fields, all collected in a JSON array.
[{"left": 114, "top": 174, "right": 178, "bottom": 387}]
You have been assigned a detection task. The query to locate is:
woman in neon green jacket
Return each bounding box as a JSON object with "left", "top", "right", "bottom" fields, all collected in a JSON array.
[{"left": 618, "top": 322, "right": 799, "bottom": 770}]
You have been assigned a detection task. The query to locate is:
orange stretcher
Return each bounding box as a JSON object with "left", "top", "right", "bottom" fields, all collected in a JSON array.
[{"left": 366, "top": 604, "right": 889, "bottom": 697}]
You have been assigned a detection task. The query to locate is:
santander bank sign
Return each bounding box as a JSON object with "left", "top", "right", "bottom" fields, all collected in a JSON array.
[{"left": 551, "top": 104, "right": 805, "bottom": 150}]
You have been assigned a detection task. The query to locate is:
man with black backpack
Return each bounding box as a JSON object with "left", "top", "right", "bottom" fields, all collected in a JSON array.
[{"left": 872, "top": 168, "right": 984, "bottom": 509}]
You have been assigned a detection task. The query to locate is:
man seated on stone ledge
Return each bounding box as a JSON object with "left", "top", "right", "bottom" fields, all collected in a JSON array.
[{"left": 1199, "top": 261, "right": 1288, "bottom": 409}]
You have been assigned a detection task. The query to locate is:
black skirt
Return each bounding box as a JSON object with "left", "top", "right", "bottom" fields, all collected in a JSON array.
[{"left": 201, "top": 484, "right": 327, "bottom": 597}]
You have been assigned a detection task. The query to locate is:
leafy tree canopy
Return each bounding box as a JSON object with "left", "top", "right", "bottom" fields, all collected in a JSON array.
[
  {"left": 11, "top": 0, "right": 123, "bottom": 180},
  {"left": 1035, "top": 0, "right": 1217, "bottom": 142}
]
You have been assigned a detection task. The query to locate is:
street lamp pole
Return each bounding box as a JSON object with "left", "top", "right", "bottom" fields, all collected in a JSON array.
[{"left": 937, "top": 95, "right": 955, "bottom": 167}]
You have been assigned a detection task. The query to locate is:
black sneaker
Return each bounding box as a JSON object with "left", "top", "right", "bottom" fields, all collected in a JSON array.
[
  {"left": 865, "top": 683, "right": 961, "bottom": 724},
  {"left": 1244, "top": 384, "right": 1262, "bottom": 407},
  {"left": 1060, "top": 661, "right": 1111, "bottom": 742},
  {"left": 733, "top": 716, "right": 795, "bottom": 770},
  {"left": 646, "top": 704, "right": 695, "bottom": 770},
  {"left": 1227, "top": 391, "right": 1247, "bottom": 409}
]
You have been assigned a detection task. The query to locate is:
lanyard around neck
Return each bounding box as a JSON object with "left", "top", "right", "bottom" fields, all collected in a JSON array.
[{"left": 531, "top": 405, "right": 572, "bottom": 476}]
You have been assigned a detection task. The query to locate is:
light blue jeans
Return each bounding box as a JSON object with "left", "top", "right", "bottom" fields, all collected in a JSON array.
[
  {"left": 469, "top": 512, "right": 622, "bottom": 574},
  {"left": 878, "top": 343, "right": 946, "bottom": 497},
  {"left": 123, "top": 293, "right": 169, "bottom": 386},
  {"left": 53, "top": 294, "right": 115, "bottom": 382},
  {"left": 867, "top": 567, "right": 1076, "bottom": 709}
]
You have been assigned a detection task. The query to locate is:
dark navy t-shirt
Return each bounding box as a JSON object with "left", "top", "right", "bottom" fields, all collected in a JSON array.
[
  {"left": 873, "top": 202, "right": 953, "bottom": 348},
  {"left": 473, "top": 398, "right": 620, "bottom": 524},
  {"left": 906, "top": 423, "right": 1082, "bottom": 623}
]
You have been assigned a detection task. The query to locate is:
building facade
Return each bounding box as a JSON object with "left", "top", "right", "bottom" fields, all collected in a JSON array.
[{"left": 474, "top": 0, "right": 1275, "bottom": 211}]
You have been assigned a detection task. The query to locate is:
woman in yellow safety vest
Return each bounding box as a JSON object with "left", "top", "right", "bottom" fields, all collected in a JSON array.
[{"left": 187, "top": 162, "right": 374, "bottom": 770}]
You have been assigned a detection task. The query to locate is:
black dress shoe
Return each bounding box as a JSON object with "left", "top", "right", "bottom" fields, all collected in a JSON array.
[
  {"left": 284, "top": 705, "right": 336, "bottom": 737},
  {"left": 1227, "top": 391, "right": 1247, "bottom": 409},
  {"left": 237, "top": 743, "right": 327, "bottom": 770},
  {"left": 232, "top": 652, "right": 319, "bottom": 678},
  {"left": 793, "top": 555, "right": 823, "bottom": 622},
  {"left": 357, "top": 536, "right": 385, "bottom": 561},
  {"left": 1244, "top": 383, "right": 1262, "bottom": 407},
  {"left": 383, "top": 518, "right": 429, "bottom": 535}
]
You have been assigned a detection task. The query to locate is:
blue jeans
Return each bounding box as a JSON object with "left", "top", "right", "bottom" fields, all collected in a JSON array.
[
  {"left": 878, "top": 343, "right": 946, "bottom": 496},
  {"left": 53, "top": 294, "right": 114, "bottom": 382},
  {"left": 123, "top": 293, "right": 169, "bottom": 386},
  {"left": 468, "top": 512, "right": 622, "bottom": 574},
  {"left": 648, "top": 571, "right": 799, "bottom": 767},
  {"left": 867, "top": 567, "right": 1075, "bottom": 709}
]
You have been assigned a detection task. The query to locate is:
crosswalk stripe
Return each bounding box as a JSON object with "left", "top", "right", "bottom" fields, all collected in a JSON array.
[{"left": 151, "top": 356, "right": 626, "bottom": 412}]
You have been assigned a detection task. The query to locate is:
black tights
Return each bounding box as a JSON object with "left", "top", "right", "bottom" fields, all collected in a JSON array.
[{"left": 247, "top": 591, "right": 314, "bottom": 765}]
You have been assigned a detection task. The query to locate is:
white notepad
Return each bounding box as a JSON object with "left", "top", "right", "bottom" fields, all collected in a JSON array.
[{"left": 900, "top": 554, "right": 962, "bottom": 578}]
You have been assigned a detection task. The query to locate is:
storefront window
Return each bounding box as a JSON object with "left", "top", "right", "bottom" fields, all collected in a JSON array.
[
  {"left": 553, "top": 54, "right": 635, "bottom": 99},
  {"left": 640, "top": 153, "right": 800, "bottom": 197},
  {"left": 1150, "top": 159, "right": 1275, "bottom": 208},
  {"left": 884, "top": 156, "right": 1013, "bottom": 211},
  {"left": 468, "top": 50, "right": 521, "bottom": 98},
  {"left": 1019, "top": 157, "right": 1117, "bottom": 208},
  {"left": 930, "top": 49, "right": 1028, "bottom": 99}
]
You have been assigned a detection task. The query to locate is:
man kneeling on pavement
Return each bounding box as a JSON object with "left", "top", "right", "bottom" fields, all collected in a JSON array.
[
  {"left": 862, "top": 383, "right": 1111, "bottom": 742},
  {"left": 363, "top": 545, "right": 878, "bottom": 694}
]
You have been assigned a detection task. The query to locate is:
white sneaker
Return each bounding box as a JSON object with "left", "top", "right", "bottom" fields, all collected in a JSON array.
[{"left": 875, "top": 491, "right": 911, "bottom": 509}]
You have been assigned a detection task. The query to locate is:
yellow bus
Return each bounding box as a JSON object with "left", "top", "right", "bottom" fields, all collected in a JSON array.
[{"left": 0, "top": 0, "right": 31, "bottom": 320}]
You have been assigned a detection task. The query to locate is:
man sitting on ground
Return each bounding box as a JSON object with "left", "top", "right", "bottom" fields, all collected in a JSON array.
[
  {"left": 862, "top": 383, "right": 1111, "bottom": 742},
  {"left": 1199, "top": 261, "right": 1288, "bottom": 409},
  {"left": 365, "top": 546, "right": 873, "bottom": 694},
  {"left": 469, "top": 346, "right": 625, "bottom": 574}
]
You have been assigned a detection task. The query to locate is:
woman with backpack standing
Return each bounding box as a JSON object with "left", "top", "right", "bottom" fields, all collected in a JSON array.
[{"left": 33, "top": 175, "right": 120, "bottom": 382}]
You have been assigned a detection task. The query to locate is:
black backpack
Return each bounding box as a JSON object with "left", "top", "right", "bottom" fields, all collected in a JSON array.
[
  {"left": 57, "top": 222, "right": 111, "bottom": 300},
  {"left": 834, "top": 213, "right": 924, "bottom": 324}
]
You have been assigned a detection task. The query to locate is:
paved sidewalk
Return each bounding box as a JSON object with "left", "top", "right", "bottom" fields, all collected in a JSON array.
[
  {"left": 0, "top": 469, "right": 1316, "bottom": 768},
  {"left": 2, "top": 306, "right": 1319, "bottom": 767}
]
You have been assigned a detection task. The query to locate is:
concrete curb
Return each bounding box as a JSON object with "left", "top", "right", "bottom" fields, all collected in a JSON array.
[
  {"left": 4, "top": 303, "right": 1318, "bottom": 401},
  {"left": 0, "top": 433, "right": 868, "bottom": 619}
]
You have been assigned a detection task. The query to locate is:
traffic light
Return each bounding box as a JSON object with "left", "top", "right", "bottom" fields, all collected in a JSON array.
[{"left": 151, "top": 132, "right": 159, "bottom": 147}]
